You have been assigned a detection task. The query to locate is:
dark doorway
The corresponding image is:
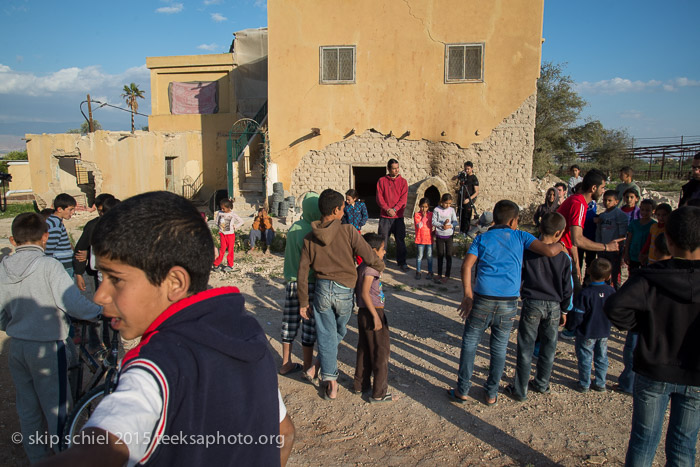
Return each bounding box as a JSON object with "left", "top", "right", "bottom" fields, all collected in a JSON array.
[
  {"left": 352, "top": 166, "right": 386, "bottom": 218},
  {"left": 423, "top": 186, "right": 441, "bottom": 209}
]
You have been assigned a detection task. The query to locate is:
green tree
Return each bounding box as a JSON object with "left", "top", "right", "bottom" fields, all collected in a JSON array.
[
  {"left": 0, "top": 149, "right": 28, "bottom": 173},
  {"left": 67, "top": 119, "right": 102, "bottom": 135},
  {"left": 121, "top": 83, "right": 145, "bottom": 133},
  {"left": 533, "top": 62, "right": 587, "bottom": 177},
  {"left": 570, "top": 120, "right": 633, "bottom": 175}
]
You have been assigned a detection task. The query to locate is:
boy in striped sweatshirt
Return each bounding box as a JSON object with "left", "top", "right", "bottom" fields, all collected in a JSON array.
[{"left": 45, "top": 193, "right": 77, "bottom": 277}]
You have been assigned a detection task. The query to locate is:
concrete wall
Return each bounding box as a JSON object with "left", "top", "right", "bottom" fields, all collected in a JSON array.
[
  {"left": 269, "top": 0, "right": 544, "bottom": 192},
  {"left": 25, "top": 130, "right": 224, "bottom": 208},
  {"left": 7, "top": 161, "right": 31, "bottom": 192},
  {"left": 292, "top": 94, "right": 537, "bottom": 213}
]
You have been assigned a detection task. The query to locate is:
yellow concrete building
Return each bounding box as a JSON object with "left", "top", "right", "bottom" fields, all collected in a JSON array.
[{"left": 268, "top": 0, "right": 544, "bottom": 214}]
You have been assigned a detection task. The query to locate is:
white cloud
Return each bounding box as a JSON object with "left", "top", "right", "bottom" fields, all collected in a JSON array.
[
  {"left": 203, "top": 0, "right": 222, "bottom": 4},
  {"left": 155, "top": 3, "right": 183, "bottom": 14},
  {"left": 0, "top": 63, "right": 149, "bottom": 97},
  {"left": 254, "top": 0, "right": 266, "bottom": 9},
  {"left": 16, "top": 55, "right": 23, "bottom": 63},
  {"left": 197, "top": 43, "right": 220, "bottom": 51},
  {"left": 211, "top": 12, "right": 227, "bottom": 22},
  {"left": 577, "top": 77, "right": 700, "bottom": 95},
  {"left": 618, "top": 110, "right": 645, "bottom": 120}
]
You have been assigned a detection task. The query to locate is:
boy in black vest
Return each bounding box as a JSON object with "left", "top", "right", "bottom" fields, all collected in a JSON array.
[{"left": 44, "top": 191, "right": 295, "bottom": 467}]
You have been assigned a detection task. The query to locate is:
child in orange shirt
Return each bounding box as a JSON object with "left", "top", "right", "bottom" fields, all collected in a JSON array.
[{"left": 413, "top": 198, "right": 434, "bottom": 280}]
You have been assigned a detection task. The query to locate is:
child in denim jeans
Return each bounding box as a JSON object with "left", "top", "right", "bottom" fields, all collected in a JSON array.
[
  {"left": 571, "top": 258, "right": 615, "bottom": 392},
  {"left": 448, "top": 200, "right": 565, "bottom": 406},
  {"left": 506, "top": 212, "right": 573, "bottom": 401},
  {"left": 298, "top": 189, "right": 384, "bottom": 401},
  {"left": 605, "top": 206, "right": 700, "bottom": 466},
  {"left": 413, "top": 197, "right": 434, "bottom": 280}
]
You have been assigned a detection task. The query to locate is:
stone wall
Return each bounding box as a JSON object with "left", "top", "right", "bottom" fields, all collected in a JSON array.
[{"left": 291, "top": 93, "right": 537, "bottom": 214}]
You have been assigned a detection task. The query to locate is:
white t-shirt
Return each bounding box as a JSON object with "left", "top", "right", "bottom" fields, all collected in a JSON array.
[{"left": 84, "top": 367, "right": 287, "bottom": 466}]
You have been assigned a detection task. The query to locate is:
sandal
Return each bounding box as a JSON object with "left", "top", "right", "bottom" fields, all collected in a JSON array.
[
  {"left": 446, "top": 388, "right": 467, "bottom": 404},
  {"left": 278, "top": 363, "right": 303, "bottom": 376},
  {"left": 323, "top": 382, "right": 337, "bottom": 401},
  {"left": 369, "top": 393, "right": 395, "bottom": 404}
]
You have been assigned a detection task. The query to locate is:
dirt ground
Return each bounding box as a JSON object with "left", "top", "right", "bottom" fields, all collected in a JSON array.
[{"left": 0, "top": 212, "right": 696, "bottom": 466}]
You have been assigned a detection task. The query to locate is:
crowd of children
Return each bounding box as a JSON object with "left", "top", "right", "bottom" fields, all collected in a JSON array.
[{"left": 1, "top": 156, "right": 698, "bottom": 465}]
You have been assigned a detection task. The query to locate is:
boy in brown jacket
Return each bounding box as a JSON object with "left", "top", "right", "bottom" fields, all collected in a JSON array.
[{"left": 299, "top": 189, "right": 384, "bottom": 400}]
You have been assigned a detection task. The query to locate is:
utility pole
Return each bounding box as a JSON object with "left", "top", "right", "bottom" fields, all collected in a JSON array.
[{"left": 87, "top": 94, "right": 94, "bottom": 133}]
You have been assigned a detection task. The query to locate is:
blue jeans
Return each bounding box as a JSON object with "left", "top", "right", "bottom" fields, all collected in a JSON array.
[
  {"left": 626, "top": 374, "right": 700, "bottom": 467},
  {"left": 619, "top": 331, "right": 638, "bottom": 393},
  {"left": 513, "top": 299, "right": 560, "bottom": 398},
  {"left": 312, "top": 279, "right": 354, "bottom": 381},
  {"left": 249, "top": 229, "right": 275, "bottom": 250},
  {"left": 416, "top": 244, "right": 433, "bottom": 273},
  {"left": 575, "top": 336, "right": 608, "bottom": 389},
  {"left": 457, "top": 296, "right": 518, "bottom": 399}
]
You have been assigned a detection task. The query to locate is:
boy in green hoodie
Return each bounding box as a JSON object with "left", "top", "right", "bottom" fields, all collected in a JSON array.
[{"left": 279, "top": 192, "right": 321, "bottom": 378}]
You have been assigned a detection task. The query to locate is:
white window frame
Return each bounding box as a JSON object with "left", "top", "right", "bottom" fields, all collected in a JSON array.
[
  {"left": 319, "top": 46, "right": 356, "bottom": 85},
  {"left": 444, "top": 43, "right": 484, "bottom": 84}
]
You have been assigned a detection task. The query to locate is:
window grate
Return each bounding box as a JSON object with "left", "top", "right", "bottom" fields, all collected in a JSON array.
[
  {"left": 320, "top": 46, "right": 356, "bottom": 84},
  {"left": 445, "top": 43, "right": 484, "bottom": 83}
]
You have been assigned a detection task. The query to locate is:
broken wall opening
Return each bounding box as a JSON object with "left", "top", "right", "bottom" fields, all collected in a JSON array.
[{"left": 352, "top": 166, "right": 386, "bottom": 218}]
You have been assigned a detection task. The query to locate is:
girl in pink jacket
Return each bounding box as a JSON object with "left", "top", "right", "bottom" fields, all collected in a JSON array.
[{"left": 414, "top": 198, "right": 434, "bottom": 280}]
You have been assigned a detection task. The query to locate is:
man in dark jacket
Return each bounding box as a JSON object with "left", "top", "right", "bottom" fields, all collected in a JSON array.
[{"left": 604, "top": 206, "right": 700, "bottom": 467}]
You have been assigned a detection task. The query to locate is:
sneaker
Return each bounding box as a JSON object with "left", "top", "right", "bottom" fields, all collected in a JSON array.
[
  {"left": 222, "top": 266, "right": 234, "bottom": 273},
  {"left": 505, "top": 385, "right": 527, "bottom": 402},
  {"left": 591, "top": 384, "right": 606, "bottom": 392},
  {"left": 400, "top": 264, "right": 410, "bottom": 272},
  {"left": 415, "top": 272, "right": 421, "bottom": 280},
  {"left": 441, "top": 276, "right": 449, "bottom": 284},
  {"left": 211, "top": 265, "right": 221, "bottom": 272},
  {"left": 426, "top": 272, "right": 434, "bottom": 280},
  {"left": 528, "top": 381, "right": 551, "bottom": 394},
  {"left": 433, "top": 275, "right": 442, "bottom": 284},
  {"left": 574, "top": 384, "right": 589, "bottom": 393},
  {"left": 560, "top": 330, "right": 576, "bottom": 340}
]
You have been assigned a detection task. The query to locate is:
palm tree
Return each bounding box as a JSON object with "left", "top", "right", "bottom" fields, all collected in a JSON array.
[{"left": 121, "top": 83, "right": 145, "bottom": 133}]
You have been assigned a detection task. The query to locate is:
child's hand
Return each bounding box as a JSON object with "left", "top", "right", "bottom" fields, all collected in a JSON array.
[
  {"left": 75, "top": 250, "right": 88, "bottom": 262},
  {"left": 75, "top": 274, "right": 86, "bottom": 292},
  {"left": 300, "top": 306, "right": 312, "bottom": 320},
  {"left": 373, "top": 316, "right": 383, "bottom": 331},
  {"left": 457, "top": 295, "right": 473, "bottom": 320},
  {"left": 559, "top": 314, "right": 567, "bottom": 327}
]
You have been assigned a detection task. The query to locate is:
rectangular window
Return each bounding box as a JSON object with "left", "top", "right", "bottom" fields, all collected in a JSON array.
[
  {"left": 445, "top": 43, "right": 484, "bottom": 83},
  {"left": 320, "top": 46, "right": 356, "bottom": 84}
]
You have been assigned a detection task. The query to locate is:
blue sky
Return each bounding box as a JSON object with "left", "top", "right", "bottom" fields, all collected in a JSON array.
[{"left": 0, "top": 0, "right": 698, "bottom": 152}]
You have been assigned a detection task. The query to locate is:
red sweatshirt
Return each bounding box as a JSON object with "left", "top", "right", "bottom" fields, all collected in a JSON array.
[{"left": 376, "top": 175, "right": 408, "bottom": 218}]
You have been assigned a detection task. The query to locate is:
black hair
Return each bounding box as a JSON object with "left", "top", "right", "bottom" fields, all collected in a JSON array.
[
  {"left": 418, "top": 197, "right": 430, "bottom": 207},
  {"left": 581, "top": 168, "right": 606, "bottom": 193},
  {"left": 318, "top": 189, "right": 344, "bottom": 217},
  {"left": 540, "top": 212, "right": 566, "bottom": 236},
  {"left": 687, "top": 198, "right": 700, "bottom": 208},
  {"left": 654, "top": 233, "right": 670, "bottom": 258},
  {"left": 554, "top": 182, "right": 567, "bottom": 191},
  {"left": 219, "top": 198, "right": 233, "bottom": 210},
  {"left": 12, "top": 212, "right": 47, "bottom": 244},
  {"left": 91, "top": 191, "right": 213, "bottom": 294},
  {"left": 464, "top": 161, "right": 473, "bottom": 168},
  {"left": 94, "top": 193, "right": 115, "bottom": 209},
  {"left": 640, "top": 199, "right": 656, "bottom": 209},
  {"left": 387, "top": 158, "right": 399, "bottom": 170},
  {"left": 655, "top": 203, "right": 672, "bottom": 215},
  {"left": 39, "top": 208, "right": 55, "bottom": 219},
  {"left": 440, "top": 193, "right": 453, "bottom": 203},
  {"left": 603, "top": 190, "right": 619, "bottom": 200},
  {"left": 345, "top": 189, "right": 359, "bottom": 200},
  {"left": 493, "top": 200, "right": 520, "bottom": 225},
  {"left": 623, "top": 187, "right": 640, "bottom": 199},
  {"left": 362, "top": 232, "right": 385, "bottom": 251},
  {"left": 570, "top": 164, "right": 580, "bottom": 171},
  {"left": 573, "top": 182, "right": 583, "bottom": 194},
  {"left": 620, "top": 166, "right": 634, "bottom": 176},
  {"left": 53, "top": 193, "right": 77, "bottom": 210},
  {"left": 588, "top": 257, "right": 612, "bottom": 282},
  {"left": 665, "top": 206, "right": 700, "bottom": 252},
  {"left": 101, "top": 197, "right": 120, "bottom": 214}
]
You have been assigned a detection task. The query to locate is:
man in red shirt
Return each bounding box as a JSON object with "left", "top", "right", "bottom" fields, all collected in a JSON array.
[
  {"left": 558, "top": 168, "right": 622, "bottom": 283},
  {"left": 376, "top": 159, "right": 409, "bottom": 271}
]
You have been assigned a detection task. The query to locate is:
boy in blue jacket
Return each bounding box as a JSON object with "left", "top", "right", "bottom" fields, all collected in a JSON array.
[{"left": 571, "top": 257, "right": 616, "bottom": 392}]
